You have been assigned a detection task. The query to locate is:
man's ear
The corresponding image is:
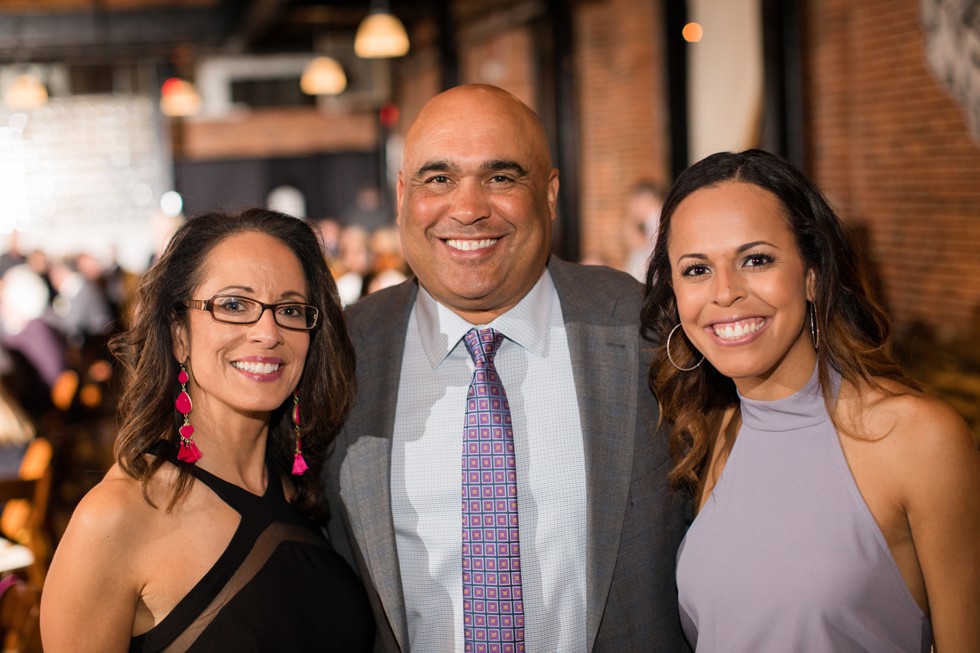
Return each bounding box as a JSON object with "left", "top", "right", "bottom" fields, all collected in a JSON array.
[
  {"left": 395, "top": 171, "right": 405, "bottom": 226},
  {"left": 547, "top": 168, "right": 560, "bottom": 222}
]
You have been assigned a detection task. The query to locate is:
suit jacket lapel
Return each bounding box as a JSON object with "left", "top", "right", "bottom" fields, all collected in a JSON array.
[
  {"left": 549, "top": 258, "right": 639, "bottom": 651},
  {"left": 340, "top": 437, "right": 408, "bottom": 649},
  {"left": 343, "top": 281, "right": 419, "bottom": 651}
]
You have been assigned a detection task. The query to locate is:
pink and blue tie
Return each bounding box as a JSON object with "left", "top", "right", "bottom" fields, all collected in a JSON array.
[{"left": 462, "top": 328, "right": 525, "bottom": 653}]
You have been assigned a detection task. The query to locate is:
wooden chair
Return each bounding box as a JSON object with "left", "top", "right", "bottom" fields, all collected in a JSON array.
[
  {"left": 0, "top": 438, "right": 53, "bottom": 587},
  {"left": 0, "top": 577, "right": 42, "bottom": 653}
]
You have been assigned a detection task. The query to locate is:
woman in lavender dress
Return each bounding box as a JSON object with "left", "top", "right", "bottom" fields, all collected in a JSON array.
[{"left": 641, "top": 150, "right": 979, "bottom": 652}]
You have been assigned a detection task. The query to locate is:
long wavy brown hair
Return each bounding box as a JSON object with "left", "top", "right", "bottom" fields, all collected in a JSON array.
[
  {"left": 640, "top": 150, "right": 916, "bottom": 494},
  {"left": 109, "top": 208, "right": 355, "bottom": 518}
]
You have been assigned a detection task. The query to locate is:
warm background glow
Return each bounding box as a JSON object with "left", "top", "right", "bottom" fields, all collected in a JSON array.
[{"left": 682, "top": 22, "right": 703, "bottom": 42}]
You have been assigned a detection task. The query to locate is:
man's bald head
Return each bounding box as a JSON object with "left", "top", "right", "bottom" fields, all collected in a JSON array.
[
  {"left": 395, "top": 84, "right": 560, "bottom": 324},
  {"left": 402, "top": 84, "right": 554, "bottom": 177}
]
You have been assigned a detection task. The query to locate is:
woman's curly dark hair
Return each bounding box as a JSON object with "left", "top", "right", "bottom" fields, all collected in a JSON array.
[
  {"left": 109, "top": 208, "right": 355, "bottom": 519},
  {"left": 641, "top": 150, "right": 915, "bottom": 494}
]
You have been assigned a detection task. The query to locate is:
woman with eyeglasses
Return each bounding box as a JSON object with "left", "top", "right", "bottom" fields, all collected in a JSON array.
[{"left": 42, "top": 209, "right": 374, "bottom": 652}]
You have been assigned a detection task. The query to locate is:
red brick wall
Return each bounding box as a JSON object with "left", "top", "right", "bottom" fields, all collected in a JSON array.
[
  {"left": 390, "top": 18, "right": 442, "bottom": 138},
  {"left": 391, "top": 8, "right": 538, "bottom": 138},
  {"left": 573, "top": 0, "right": 671, "bottom": 267},
  {"left": 458, "top": 25, "right": 536, "bottom": 109},
  {"left": 805, "top": 0, "right": 980, "bottom": 341}
]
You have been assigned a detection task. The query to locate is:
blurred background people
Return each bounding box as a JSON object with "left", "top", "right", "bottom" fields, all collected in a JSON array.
[
  {"left": 315, "top": 217, "right": 342, "bottom": 263},
  {"left": 0, "top": 232, "right": 27, "bottom": 277},
  {"left": 342, "top": 184, "right": 389, "bottom": 232},
  {"left": 623, "top": 179, "right": 666, "bottom": 282},
  {"left": 333, "top": 224, "right": 372, "bottom": 307},
  {"left": 364, "top": 225, "right": 408, "bottom": 295},
  {"left": 0, "top": 384, "right": 36, "bottom": 478},
  {"left": 47, "top": 258, "right": 114, "bottom": 352},
  {"left": 0, "top": 265, "right": 68, "bottom": 413}
]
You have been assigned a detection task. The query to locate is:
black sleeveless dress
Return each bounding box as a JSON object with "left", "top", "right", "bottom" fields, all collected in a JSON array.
[{"left": 129, "top": 444, "right": 374, "bottom": 652}]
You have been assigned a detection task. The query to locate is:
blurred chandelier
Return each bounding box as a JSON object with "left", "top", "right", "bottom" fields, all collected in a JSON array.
[
  {"left": 301, "top": 56, "right": 347, "bottom": 95},
  {"left": 355, "top": 3, "right": 410, "bottom": 58},
  {"left": 4, "top": 74, "right": 48, "bottom": 110}
]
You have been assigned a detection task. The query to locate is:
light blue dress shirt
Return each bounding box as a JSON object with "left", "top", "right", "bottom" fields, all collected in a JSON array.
[{"left": 390, "top": 269, "right": 588, "bottom": 652}]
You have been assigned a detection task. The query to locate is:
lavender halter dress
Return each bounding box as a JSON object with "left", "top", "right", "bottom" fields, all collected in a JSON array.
[{"left": 676, "top": 369, "right": 931, "bottom": 652}]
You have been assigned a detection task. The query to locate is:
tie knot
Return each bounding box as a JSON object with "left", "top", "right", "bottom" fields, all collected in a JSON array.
[{"left": 463, "top": 327, "right": 504, "bottom": 368}]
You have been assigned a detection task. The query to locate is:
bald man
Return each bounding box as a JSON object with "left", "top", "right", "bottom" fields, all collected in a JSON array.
[{"left": 324, "top": 84, "right": 687, "bottom": 652}]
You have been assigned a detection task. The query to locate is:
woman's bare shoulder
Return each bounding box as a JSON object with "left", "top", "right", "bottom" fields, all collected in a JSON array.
[
  {"left": 841, "top": 377, "right": 978, "bottom": 483},
  {"left": 840, "top": 377, "right": 969, "bottom": 441},
  {"left": 42, "top": 463, "right": 182, "bottom": 652},
  {"left": 872, "top": 379, "right": 968, "bottom": 440},
  {"left": 66, "top": 462, "right": 178, "bottom": 549}
]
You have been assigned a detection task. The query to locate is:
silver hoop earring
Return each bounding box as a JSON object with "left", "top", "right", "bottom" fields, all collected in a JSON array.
[
  {"left": 666, "top": 323, "right": 704, "bottom": 372},
  {"left": 808, "top": 301, "right": 820, "bottom": 351}
]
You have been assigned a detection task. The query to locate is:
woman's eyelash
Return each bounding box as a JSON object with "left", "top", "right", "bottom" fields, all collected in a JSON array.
[
  {"left": 744, "top": 252, "right": 775, "bottom": 266},
  {"left": 680, "top": 263, "right": 709, "bottom": 276},
  {"left": 679, "top": 253, "right": 774, "bottom": 276}
]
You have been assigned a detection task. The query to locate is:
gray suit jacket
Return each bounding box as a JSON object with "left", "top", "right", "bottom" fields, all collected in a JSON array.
[{"left": 325, "top": 257, "right": 688, "bottom": 652}]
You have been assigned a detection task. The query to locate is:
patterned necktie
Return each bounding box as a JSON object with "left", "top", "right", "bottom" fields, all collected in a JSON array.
[{"left": 462, "top": 327, "right": 525, "bottom": 653}]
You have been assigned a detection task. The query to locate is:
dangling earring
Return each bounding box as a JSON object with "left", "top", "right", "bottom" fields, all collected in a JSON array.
[
  {"left": 808, "top": 301, "right": 820, "bottom": 351},
  {"left": 666, "top": 323, "right": 704, "bottom": 372},
  {"left": 291, "top": 391, "right": 308, "bottom": 476},
  {"left": 175, "top": 363, "right": 202, "bottom": 463}
]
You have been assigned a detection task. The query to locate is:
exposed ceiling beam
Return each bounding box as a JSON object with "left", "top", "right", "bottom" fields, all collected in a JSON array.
[
  {"left": 0, "top": 6, "right": 232, "bottom": 62},
  {"left": 221, "top": 0, "right": 293, "bottom": 53},
  {"left": 0, "top": 1, "right": 432, "bottom": 65}
]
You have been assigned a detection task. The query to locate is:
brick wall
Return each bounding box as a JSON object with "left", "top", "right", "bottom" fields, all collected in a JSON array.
[
  {"left": 390, "top": 18, "right": 442, "bottom": 139},
  {"left": 391, "top": 7, "right": 538, "bottom": 139},
  {"left": 458, "top": 14, "right": 536, "bottom": 108},
  {"left": 806, "top": 0, "right": 980, "bottom": 341},
  {"left": 573, "top": 0, "right": 671, "bottom": 267}
]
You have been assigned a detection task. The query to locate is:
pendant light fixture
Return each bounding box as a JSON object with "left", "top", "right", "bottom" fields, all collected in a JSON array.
[
  {"left": 160, "top": 77, "right": 201, "bottom": 118},
  {"left": 301, "top": 56, "right": 347, "bottom": 95},
  {"left": 354, "top": 2, "right": 410, "bottom": 58}
]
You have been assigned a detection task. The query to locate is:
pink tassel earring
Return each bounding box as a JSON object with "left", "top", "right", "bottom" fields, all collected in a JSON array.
[
  {"left": 175, "top": 364, "right": 202, "bottom": 463},
  {"left": 291, "top": 391, "right": 308, "bottom": 476}
]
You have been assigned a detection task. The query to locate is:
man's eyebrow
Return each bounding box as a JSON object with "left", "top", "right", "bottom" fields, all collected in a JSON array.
[
  {"left": 414, "top": 160, "right": 459, "bottom": 177},
  {"left": 483, "top": 159, "right": 528, "bottom": 177},
  {"left": 412, "top": 159, "right": 529, "bottom": 178}
]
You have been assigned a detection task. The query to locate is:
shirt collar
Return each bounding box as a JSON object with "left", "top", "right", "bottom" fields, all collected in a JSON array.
[{"left": 415, "top": 267, "right": 555, "bottom": 368}]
